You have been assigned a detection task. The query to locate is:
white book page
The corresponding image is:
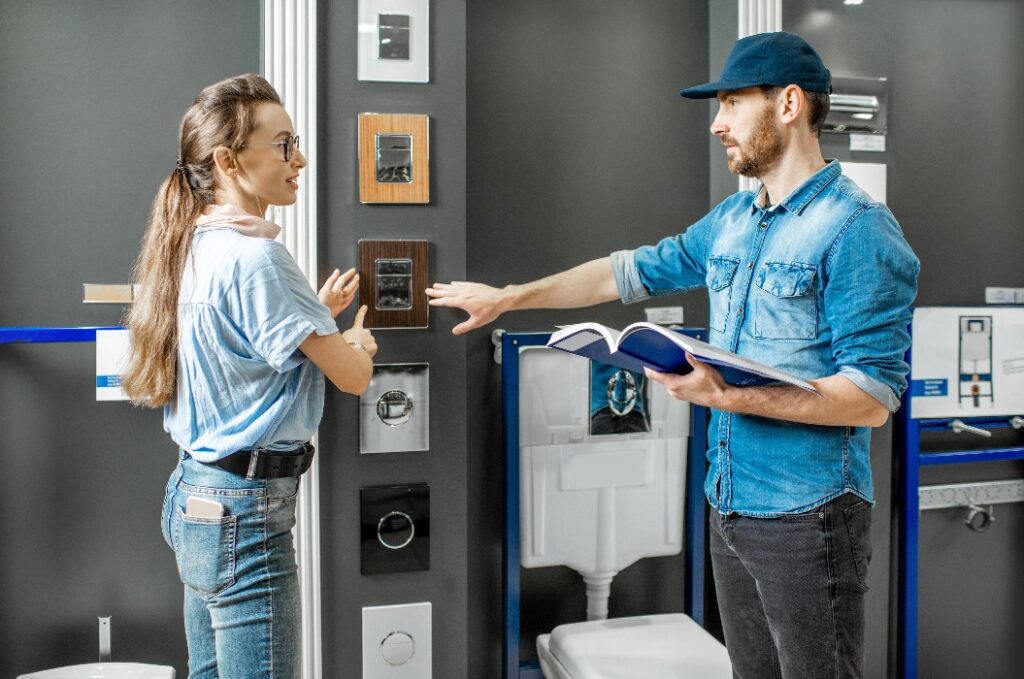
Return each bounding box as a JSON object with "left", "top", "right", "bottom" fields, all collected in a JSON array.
[{"left": 549, "top": 322, "right": 620, "bottom": 352}]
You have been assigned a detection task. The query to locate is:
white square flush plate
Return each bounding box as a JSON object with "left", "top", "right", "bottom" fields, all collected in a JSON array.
[{"left": 362, "top": 601, "right": 432, "bottom": 678}]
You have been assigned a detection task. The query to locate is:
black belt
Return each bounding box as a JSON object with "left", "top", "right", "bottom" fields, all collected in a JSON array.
[{"left": 210, "top": 443, "right": 315, "bottom": 479}]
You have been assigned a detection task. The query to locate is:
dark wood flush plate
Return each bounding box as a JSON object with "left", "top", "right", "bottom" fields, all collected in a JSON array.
[{"left": 358, "top": 239, "right": 430, "bottom": 329}]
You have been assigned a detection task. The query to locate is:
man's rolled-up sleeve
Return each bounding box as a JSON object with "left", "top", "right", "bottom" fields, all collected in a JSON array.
[
  {"left": 610, "top": 249, "right": 651, "bottom": 304},
  {"left": 824, "top": 207, "right": 920, "bottom": 412},
  {"left": 610, "top": 210, "right": 714, "bottom": 305}
]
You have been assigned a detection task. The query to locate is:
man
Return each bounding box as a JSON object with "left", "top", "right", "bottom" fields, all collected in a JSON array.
[{"left": 427, "top": 32, "right": 918, "bottom": 678}]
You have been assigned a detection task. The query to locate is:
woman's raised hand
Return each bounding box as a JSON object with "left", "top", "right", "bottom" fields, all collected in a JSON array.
[
  {"left": 342, "top": 305, "right": 378, "bottom": 358},
  {"left": 319, "top": 267, "right": 360, "bottom": 318}
]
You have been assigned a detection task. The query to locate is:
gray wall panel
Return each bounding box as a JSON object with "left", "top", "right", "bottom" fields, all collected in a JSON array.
[
  {"left": 0, "top": 1, "right": 260, "bottom": 676},
  {"left": 782, "top": 1, "right": 1024, "bottom": 677},
  {"left": 317, "top": 0, "right": 468, "bottom": 677},
  {"left": 466, "top": 1, "right": 710, "bottom": 674}
]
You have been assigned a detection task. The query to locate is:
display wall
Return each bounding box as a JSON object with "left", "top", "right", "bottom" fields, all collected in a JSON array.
[
  {"left": 318, "top": 0, "right": 470, "bottom": 676},
  {"left": 4, "top": 1, "right": 1022, "bottom": 677}
]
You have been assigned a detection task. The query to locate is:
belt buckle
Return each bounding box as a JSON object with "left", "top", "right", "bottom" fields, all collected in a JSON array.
[{"left": 245, "top": 448, "right": 264, "bottom": 480}]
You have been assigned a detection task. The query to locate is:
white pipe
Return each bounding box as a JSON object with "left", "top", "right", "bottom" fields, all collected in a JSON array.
[
  {"left": 98, "top": 616, "right": 111, "bottom": 663},
  {"left": 263, "top": 2, "right": 321, "bottom": 677},
  {"left": 582, "top": 489, "right": 619, "bottom": 621},
  {"left": 736, "top": 0, "right": 782, "bottom": 195},
  {"left": 583, "top": 575, "right": 615, "bottom": 621}
]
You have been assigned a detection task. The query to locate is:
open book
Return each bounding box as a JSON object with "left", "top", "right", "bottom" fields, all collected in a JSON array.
[{"left": 547, "top": 322, "right": 818, "bottom": 393}]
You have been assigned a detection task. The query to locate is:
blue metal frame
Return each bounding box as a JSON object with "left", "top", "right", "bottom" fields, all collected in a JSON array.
[
  {"left": 502, "top": 329, "right": 710, "bottom": 679},
  {"left": 896, "top": 319, "right": 1024, "bottom": 679},
  {"left": 0, "top": 326, "right": 122, "bottom": 345}
]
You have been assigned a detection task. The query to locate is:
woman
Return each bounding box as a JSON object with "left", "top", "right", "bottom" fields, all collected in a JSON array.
[{"left": 123, "top": 73, "right": 375, "bottom": 678}]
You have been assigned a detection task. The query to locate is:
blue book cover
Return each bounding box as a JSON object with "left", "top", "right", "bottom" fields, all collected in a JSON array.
[{"left": 546, "top": 322, "right": 817, "bottom": 392}]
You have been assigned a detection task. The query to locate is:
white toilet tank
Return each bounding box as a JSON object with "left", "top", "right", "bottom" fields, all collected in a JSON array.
[
  {"left": 517, "top": 346, "right": 690, "bottom": 618},
  {"left": 17, "top": 663, "right": 175, "bottom": 679},
  {"left": 520, "top": 437, "right": 687, "bottom": 575}
]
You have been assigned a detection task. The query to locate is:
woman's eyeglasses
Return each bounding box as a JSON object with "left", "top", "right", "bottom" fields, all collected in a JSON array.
[{"left": 242, "top": 134, "right": 300, "bottom": 162}]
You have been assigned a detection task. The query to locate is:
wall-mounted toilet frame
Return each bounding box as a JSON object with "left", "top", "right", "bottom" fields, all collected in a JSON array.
[{"left": 500, "top": 330, "right": 711, "bottom": 679}]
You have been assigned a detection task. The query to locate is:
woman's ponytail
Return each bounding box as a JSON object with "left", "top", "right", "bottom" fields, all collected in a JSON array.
[{"left": 121, "top": 74, "right": 281, "bottom": 407}]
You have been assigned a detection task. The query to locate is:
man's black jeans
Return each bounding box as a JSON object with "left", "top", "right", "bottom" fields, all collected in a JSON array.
[{"left": 709, "top": 492, "right": 872, "bottom": 679}]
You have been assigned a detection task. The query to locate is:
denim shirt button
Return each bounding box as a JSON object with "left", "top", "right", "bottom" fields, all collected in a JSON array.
[
  {"left": 747, "top": 262, "right": 753, "bottom": 270},
  {"left": 760, "top": 222, "right": 768, "bottom": 229}
]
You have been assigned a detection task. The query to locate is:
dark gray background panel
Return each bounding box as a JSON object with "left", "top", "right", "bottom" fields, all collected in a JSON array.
[
  {"left": 0, "top": 1, "right": 260, "bottom": 676},
  {"left": 783, "top": 1, "right": 1024, "bottom": 677},
  {"left": 317, "top": 0, "right": 469, "bottom": 677},
  {"left": 466, "top": 1, "right": 710, "bottom": 674}
]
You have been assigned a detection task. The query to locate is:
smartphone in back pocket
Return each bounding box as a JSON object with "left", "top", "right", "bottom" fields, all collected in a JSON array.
[{"left": 186, "top": 496, "right": 225, "bottom": 519}]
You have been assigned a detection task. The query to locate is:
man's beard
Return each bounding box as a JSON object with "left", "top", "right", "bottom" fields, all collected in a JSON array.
[{"left": 727, "top": 106, "right": 784, "bottom": 178}]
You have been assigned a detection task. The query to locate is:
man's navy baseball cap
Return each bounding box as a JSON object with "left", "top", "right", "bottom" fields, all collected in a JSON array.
[{"left": 680, "top": 31, "right": 831, "bottom": 99}]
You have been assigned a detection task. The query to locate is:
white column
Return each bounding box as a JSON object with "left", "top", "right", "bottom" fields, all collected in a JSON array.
[
  {"left": 263, "top": 2, "right": 322, "bottom": 678},
  {"left": 736, "top": 0, "right": 782, "bottom": 194}
]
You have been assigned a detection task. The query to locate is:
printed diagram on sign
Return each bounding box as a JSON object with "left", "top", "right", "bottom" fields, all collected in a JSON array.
[
  {"left": 959, "top": 316, "right": 993, "bottom": 409},
  {"left": 910, "top": 307, "right": 1024, "bottom": 419}
]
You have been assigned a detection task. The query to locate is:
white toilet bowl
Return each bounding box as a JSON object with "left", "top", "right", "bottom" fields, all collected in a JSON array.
[
  {"left": 17, "top": 663, "right": 175, "bottom": 679},
  {"left": 536, "top": 613, "right": 732, "bottom": 679}
]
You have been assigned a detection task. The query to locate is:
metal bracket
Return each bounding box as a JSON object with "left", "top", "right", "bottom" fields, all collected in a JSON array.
[
  {"left": 918, "top": 478, "right": 1024, "bottom": 511},
  {"left": 950, "top": 419, "right": 993, "bottom": 437},
  {"left": 964, "top": 504, "right": 995, "bottom": 533},
  {"left": 98, "top": 616, "right": 111, "bottom": 662},
  {"left": 492, "top": 329, "right": 505, "bottom": 365}
]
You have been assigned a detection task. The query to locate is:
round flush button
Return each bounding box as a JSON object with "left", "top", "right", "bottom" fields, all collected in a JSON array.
[
  {"left": 377, "top": 510, "right": 415, "bottom": 550},
  {"left": 381, "top": 630, "right": 416, "bottom": 666},
  {"left": 377, "top": 389, "right": 413, "bottom": 426}
]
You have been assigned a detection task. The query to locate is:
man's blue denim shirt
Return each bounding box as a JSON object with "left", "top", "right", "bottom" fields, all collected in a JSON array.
[{"left": 611, "top": 161, "right": 919, "bottom": 516}]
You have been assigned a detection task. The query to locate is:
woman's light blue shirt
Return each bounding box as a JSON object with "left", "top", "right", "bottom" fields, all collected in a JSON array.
[{"left": 163, "top": 226, "right": 338, "bottom": 462}]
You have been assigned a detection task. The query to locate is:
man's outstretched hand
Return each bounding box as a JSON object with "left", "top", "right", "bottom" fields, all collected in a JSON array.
[{"left": 425, "top": 281, "right": 509, "bottom": 335}]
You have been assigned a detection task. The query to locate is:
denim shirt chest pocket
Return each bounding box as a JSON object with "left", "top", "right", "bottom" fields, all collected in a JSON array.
[
  {"left": 706, "top": 255, "right": 741, "bottom": 334},
  {"left": 753, "top": 260, "right": 818, "bottom": 340}
]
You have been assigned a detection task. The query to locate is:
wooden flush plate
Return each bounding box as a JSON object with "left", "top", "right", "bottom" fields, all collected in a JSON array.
[
  {"left": 358, "top": 113, "right": 430, "bottom": 203},
  {"left": 358, "top": 240, "right": 430, "bottom": 329}
]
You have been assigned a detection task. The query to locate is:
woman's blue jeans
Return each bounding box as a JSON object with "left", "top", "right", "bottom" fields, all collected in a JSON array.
[{"left": 161, "top": 451, "right": 301, "bottom": 678}]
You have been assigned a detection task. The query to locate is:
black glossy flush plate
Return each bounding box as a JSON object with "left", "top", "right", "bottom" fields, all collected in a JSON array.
[{"left": 360, "top": 484, "right": 430, "bottom": 575}]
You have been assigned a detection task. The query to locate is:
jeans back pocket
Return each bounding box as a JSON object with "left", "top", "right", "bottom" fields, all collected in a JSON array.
[
  {"left": 753, "top": 260, "right": 818, "bottom": 340},
  {"left": 173, "top": 507, "right": 237, "bottom": 598}
]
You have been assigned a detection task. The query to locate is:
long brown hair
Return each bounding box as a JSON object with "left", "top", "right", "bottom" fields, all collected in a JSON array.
[{"left": 122, "top": 74, "right": 282, "bottom": 407}]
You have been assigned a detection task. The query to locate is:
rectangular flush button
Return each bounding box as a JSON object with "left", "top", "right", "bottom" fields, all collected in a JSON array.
[
  {"left": 376, "top": 133, "right": 413, "bottom": 184},
  {"left": 376, "top": 259, "right": 413, "bottom": 310},
  {"left": 378, "top": 13, "right": 411, "bottom": 60}
]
